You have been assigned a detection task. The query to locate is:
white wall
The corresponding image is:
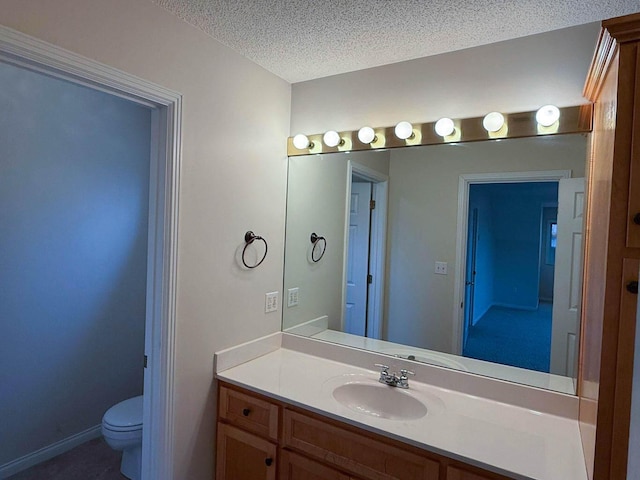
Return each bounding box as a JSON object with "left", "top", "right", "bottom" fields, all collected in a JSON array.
[
  {"left": 0, "top": 2, "right": 291, "bottom": 479},
  {"left": 284, "top": 155, "right": 348, "bottom": 331},
  {"left": 0, "top": 61, "right": 148, "bottom": 466},
  {"left": 385, "top": 135, "right": 586, "bottom": 353},
  {"left": 283, "top": 150, "right": 389, "bottom": 331},
  {"left": 290, "top": 22, "right": 600, "bottom": 134}
]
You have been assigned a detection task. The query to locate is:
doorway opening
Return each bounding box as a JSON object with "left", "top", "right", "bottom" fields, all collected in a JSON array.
[
  {"left": 453, "top": 170, "right": 583, "bottom": 376},
  {"left": 343, "top": 162, "right": 388, "bottom": 340},
  {"left": 461, "top": 182, "right": 559, "bottom": 372},
  {"left": 0, "top": 27, "right": 180, "bottom": 480}
]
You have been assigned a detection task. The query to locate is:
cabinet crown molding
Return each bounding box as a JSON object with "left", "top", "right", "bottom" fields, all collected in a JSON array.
[
  {"left": 586, "top": 13, "right": 640, "bottom": 100},
  {"left": 603, "top": 12, "right": 640, "bottom": 44},
  {"left": 583, "top": 28, "right": 617, "bottom": 101}
]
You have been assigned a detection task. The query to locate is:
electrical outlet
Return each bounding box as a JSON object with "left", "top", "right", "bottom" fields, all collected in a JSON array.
[
  {"left": 265, "top": 291, "right": 278, "bottom": 313},
  {"left": 435, "top": 261, "right": 448, "bottom": 275},
  {"left": 287, "top": 287, "right": 299, "bottom": 307}
]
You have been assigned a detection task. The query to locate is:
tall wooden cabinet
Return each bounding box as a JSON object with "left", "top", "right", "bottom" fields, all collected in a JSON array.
[{"left": 581, "top": 12, "right": 640, "bottom": 480}]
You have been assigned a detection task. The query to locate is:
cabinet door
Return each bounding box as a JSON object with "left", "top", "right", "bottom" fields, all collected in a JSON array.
[
  {"left": 279, "top": 450, "right": 351, "bottom": 480},
  {"left": 447, "top": 465, "right": 511, "bottom": 480},
  {"left": 625, "top": 43, "right": 640, "bottom": 248},
  {"left": 216, "top": 423, "right": 277, "bottom": 480}
]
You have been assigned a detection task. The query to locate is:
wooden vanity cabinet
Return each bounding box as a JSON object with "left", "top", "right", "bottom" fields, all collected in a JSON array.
[{"left": 216, "top": 383, "right": 513, "bottom": 480}]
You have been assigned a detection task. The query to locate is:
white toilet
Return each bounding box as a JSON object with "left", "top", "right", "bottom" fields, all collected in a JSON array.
[{"left": 102, "top": 395, "right": 143, "bottom": 480}]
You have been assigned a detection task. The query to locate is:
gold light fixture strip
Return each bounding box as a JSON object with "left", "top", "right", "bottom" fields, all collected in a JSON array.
[{"left": 287, "top": 104, "right": 593, "bottom": 156}]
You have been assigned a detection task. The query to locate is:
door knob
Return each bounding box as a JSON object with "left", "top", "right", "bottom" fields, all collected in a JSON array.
[
  {"left": 627, "top": 281, "right": 638, "bottom": 294},
  {"left": 265, "top": 458, "right": 273, "bottom": 467},
  {"left": 242, "top": 408, "right": 251, "bottom": 416},
  {"left": 633, "top": 213, "right": 640, "bottom": 225}
]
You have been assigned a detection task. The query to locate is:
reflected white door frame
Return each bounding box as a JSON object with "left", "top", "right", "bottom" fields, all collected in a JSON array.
[
  {"left": 342, "top": 162, "right": 388, "bottom": 340},
  {"left": 452, "top": 170, "right": 571, "bottom": 355},
  {"left": 345, "top": 181, "right": 372, "bottom": 336},
  {"left": 0, "top": 26, "right": 181, "bottom": 480}
]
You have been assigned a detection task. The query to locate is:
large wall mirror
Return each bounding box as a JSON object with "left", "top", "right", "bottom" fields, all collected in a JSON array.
[{"left": 282, "top": 132, "right": 588, "bottom": 394}]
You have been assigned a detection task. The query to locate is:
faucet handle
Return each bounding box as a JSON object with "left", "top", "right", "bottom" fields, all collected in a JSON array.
[
  {"left": 374, "top": 363, "right": 390, "bottom": 372},
  {"left": 397, "top": 369, "right": 415, "bottom": 389}
]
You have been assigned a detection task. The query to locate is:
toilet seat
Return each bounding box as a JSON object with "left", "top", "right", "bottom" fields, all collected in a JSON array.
[{"left": 103, "top": 395, "right": 143, "bottom": 432}]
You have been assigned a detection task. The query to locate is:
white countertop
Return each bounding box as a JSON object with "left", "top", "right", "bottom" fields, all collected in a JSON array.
[{"left": 216, "top": 345, "right": 587, "bottom": 480}]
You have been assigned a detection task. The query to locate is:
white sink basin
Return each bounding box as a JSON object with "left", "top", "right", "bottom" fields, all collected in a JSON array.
[{"left": 332, "top": 382, "right": 428, "bottom": 420}]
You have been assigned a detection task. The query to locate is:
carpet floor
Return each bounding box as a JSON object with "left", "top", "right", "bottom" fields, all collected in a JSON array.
[
  {"left": 462, "top": 302, "right": 552, "bottom": 372},
  {"left": 7, "top": 437, "right": 126, "bottom": 480}
]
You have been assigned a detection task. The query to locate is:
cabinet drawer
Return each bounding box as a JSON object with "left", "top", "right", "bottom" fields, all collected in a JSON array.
[
  {"left": 279, "top": 450, "right": 351, "bottom": 480},
  {"left": 219, "top": 385, "right": 279, "bottom": 440},
  {"left": 283, "top": 409, "right": 440, "bottom": 480}
]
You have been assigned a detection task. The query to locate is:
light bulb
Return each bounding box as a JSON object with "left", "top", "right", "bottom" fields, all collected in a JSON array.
[
  {"left": 358, "top": 126, "right": 376, "bottom": 144},
  {"left": 292, "top": 134, "right": 311, "bottom": 150},
  {"left": 536, "top": 105, "right": 560, "bottom": 127},
  {"left": 482, "top": 112, "right": 505, "bottom": 132},
  {"left": 395, "top": 121, "right": 414, "bottom": 140},
  {"left": 323, "top": 130, "right": 342, "bottom": 147},
  {"left": 434, "top": 118, "right": 455, "bottom": 137}
]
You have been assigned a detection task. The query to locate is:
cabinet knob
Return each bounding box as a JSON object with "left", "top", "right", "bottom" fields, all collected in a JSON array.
[
  {"left": 265, "top": 457, "right": 273, "bottom": 467},
  {"left": 627, "top": 281, "right": 639, "bottom": 294},
  {"left": 634, "top": 213, "right": 640, "bottom": 225},
  {"left": 242, "top": 408, "right": 251, "bottom": 416}
]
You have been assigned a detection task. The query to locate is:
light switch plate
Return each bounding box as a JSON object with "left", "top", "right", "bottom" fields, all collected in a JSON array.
[
  {"left": 265, "top": 291, "right": 278, "bottom": 313},
  {"left": 435, "top": 261, "right": 448, "bottom": 275},
  {"left": 287, "top": 287, "right": 299, "bottom": 307}
]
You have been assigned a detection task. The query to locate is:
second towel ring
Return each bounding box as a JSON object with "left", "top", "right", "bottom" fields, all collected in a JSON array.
[
  {"left": 310, "top": 232, "right": 327, "bottom": 263},
  {"left": 242, "top": 231, "right": 268, "bottom": 269}
]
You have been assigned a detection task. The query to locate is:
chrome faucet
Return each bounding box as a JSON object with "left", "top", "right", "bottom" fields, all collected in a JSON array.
[{"left": 375, "top": 364, "right": 415, "bottom": 389}]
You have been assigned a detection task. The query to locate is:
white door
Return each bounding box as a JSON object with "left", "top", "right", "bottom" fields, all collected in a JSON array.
[
  {"left": 550, "top": 177, "right": 585, "bottom": 376},
  {"left": 345, "top": 181, "right": 372, "bottom": 336}
]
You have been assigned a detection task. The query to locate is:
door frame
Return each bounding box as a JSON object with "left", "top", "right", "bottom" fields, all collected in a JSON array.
[
  {"left": 451, "top": 170, "right": 571, "bottom": 355},
  {"left": 0, "top": 26, "right": 181, "bottom": 480},
  {"left": 342, "top": 161, "right": 388, "bottom": 339},
  {"left": 463, "top": 206, "right": 479, "bottom": 349},
  {"left": 538, "top": 201, "right": 559, "bottom": 303}
]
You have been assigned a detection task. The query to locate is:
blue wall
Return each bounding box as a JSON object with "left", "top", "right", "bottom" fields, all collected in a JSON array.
[
  {"left": 468, "top": 182, "right": 558, "bottom": 318},
  {"left": 0, "top": 62, "right": 151, "bottom": 465}
]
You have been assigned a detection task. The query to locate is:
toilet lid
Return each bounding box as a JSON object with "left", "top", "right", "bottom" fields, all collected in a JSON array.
[{"left": 103, "top": 395, "right": 143, "bottom": 430}]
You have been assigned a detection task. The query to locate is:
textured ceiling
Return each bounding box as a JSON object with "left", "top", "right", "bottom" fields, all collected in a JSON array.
[{"left": 152, "top": 0, "right": 640, "bottom": 83}]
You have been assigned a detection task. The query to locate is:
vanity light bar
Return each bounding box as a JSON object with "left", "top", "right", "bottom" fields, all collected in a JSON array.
[{"left": 287, "top": 105, "right": 592, "bottom": 156}]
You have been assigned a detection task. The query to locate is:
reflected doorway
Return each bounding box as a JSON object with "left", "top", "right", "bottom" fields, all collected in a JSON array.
[
  {"left": 343, "top": 163, "right": 388, "bottom": 339},
  {"left": 461, "top": 182, "right": 559, "bottom": 372}
]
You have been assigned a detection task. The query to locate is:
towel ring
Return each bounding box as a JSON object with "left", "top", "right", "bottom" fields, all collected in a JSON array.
[
  {"left": 242, "top": 231, "right": 268, "bottom": 269},
  {"left": 310, "top": 232, "right": 327, "bottom": 263}
]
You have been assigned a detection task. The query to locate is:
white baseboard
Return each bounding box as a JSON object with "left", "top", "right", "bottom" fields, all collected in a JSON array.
[{"left": 0, "top": 425, "right": 102, "bottom": 479}]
